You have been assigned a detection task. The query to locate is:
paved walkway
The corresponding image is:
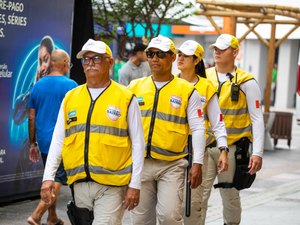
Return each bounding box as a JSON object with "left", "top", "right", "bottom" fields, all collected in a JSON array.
[
  {"left": 206, "top": 108, "right": 300, "bottom": 225},
  {"left": 1, "top": 109, "right": 300, "bottom": 225}
]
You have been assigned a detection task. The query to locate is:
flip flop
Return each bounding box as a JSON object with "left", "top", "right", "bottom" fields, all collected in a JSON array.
[
  {"left": 56, "top": 219, "right": 64, "bottom": 225},
  {"left": 27, "top": 216, "right": 41, "bottom": 225},
  {"left": 41, "top": 218, "right": 64, "bottom": 225}
]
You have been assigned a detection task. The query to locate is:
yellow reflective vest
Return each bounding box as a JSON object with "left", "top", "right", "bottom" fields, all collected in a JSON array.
[
  {"left": 129, "top": 76, "right": 195, "bottom": 161},
  {"left": 62, "top": 81, "right": 133, "bottom": 186},
  {"left": 194, "top": 75, "right": 218, "bottom": 146},
  {"left": 206, "top": 67, "right": 254, "bottom": 145}
]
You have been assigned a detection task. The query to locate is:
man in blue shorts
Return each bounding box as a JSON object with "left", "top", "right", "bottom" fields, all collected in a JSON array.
[{"left": 27, "top": 49, "right": 77, "bottom": 225}]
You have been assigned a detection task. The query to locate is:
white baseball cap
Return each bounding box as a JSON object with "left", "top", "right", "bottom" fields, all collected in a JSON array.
[
  {"left": 209, "top": 34, "right": 239, "bottom": 50},
  {"left": 146, "top": 35, "right": 175, "bottom": 53},
  {"left": 76, "top": 39, "right": 112, "bottom": 59},
  {"left": 177, "top": 40, "right": 204, "bottom": 60}
]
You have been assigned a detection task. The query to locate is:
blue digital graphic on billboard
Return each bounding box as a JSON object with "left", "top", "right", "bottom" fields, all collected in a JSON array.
[{"left": 0, "top": 0, "right": 74, "bottom": 201}]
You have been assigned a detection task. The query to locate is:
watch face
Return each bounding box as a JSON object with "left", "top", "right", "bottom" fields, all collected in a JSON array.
[
  {"left": 30, "top": 142, "right": 38, "bottom": 147},
  {"left": 220, "top": 147, "right": 229, "bottom": 152}
]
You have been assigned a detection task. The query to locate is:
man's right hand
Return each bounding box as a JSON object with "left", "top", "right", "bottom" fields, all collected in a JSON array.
[
  {"left": 123, "top": 187, "right": 140, "bottom": 211},
  {"left": 188, "top": 163, "right": 202, "bottom": 188},
  {"left": 29, "top": 145, "right": 40, "bottom": 163},
  {"left": 218, "top": 151, "right": 228, "bottom": 173}
]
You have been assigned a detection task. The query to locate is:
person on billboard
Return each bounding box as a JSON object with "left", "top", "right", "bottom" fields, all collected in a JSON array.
[
  {"left": 13, "top": 35, "right": 55, "bottom": 125},
  {"left": 27, "top": 49, "right": 77, "bottom": 225},
  {"left": 40, "top": 39, "right": 145, "bottom": 224},
  {"left": 35, "top": 36, "right": 55, "bottom": 83},
  {"left": 201, "top": 34, "right": 264, "bottom": 225}
]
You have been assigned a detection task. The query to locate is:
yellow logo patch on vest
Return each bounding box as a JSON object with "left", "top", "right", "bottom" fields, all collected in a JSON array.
[
  {"left": 106, "top": 106, "right": 121, "bottom": 121},
  {"left": 170, "top": 95, "right": 182, "bottom": 109}
]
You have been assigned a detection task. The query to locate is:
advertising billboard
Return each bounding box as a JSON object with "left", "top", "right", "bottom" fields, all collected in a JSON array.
[{"left": 0, "top": 0, "right": 74, "bottom": 202}]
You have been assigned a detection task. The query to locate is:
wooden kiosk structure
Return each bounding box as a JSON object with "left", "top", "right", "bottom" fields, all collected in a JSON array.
[{"left": 196, "top": 0, "right": 300, "bottom": 112}]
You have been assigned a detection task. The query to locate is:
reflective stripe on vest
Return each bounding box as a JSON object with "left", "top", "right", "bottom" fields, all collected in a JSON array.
[
  {"left": 141, "top": 110, "right": 187, "bottom": 124},
  {"left": 65, "top": 164, "right": 132, "bottom": 177},
  {"left": 65, "top": 124, "right": 128, "bottom": 137}
]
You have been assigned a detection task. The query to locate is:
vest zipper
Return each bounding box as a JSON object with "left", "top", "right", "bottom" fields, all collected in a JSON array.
[
  {"left": 146, "top": 89, "right": 160, "bottom": 158},
  {"left": 84, "top": 100, "right": 95, "bottom": 180}
]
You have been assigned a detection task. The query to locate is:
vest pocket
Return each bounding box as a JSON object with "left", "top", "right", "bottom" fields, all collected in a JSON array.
[
  {"left": 164, "top": 126, "right": 187, "bottom": 152},
  {"left": 99, "top": 135, "right": 129, "bottom": 147},
  {"left": 64, "top": 134, "right": 77, "bottom": 146}
]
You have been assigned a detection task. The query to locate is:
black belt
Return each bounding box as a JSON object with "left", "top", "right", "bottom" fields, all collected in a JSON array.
[{"left": 206, "top": 140, "right": 217, "bottom": 148}]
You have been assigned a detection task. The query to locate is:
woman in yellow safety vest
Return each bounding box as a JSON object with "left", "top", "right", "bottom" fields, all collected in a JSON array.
[{"left": 176, "top": 40, "right": 229, "bottom": 225}]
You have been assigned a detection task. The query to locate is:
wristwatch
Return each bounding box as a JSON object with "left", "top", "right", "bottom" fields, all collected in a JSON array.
[
  {"left": 219, "top": 146, "right": 229, "bottom": 153},
  {"left": 30, "top": 142, "right": 38, "bottom": 148}
]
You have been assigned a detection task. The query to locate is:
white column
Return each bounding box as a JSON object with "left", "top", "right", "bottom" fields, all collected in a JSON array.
[
  {"left": 275, "top": 40, "right": 299, "bottom": 108},
  {"left": 240, "top": 39, "right": 268, "bottom": 96}
]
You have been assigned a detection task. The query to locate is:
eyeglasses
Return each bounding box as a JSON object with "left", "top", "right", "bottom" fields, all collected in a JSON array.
[
  {"left": 146, "top": 51, "right": 172, "bottom": 59},
  {"left": 81, "top": 55, "right": 109, "bottom": 65},
  {"left": 64, "top": 60, "right": 73, "bottom": 68}
]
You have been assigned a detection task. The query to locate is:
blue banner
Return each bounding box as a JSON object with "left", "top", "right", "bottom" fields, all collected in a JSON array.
[{"left": 0, "top": 0, "right": 74, "bottom": 202}]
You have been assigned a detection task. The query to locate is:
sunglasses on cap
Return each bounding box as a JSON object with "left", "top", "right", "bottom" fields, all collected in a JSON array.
[{"left": 146, "top": 50, "right": 173, "bottom": 59}]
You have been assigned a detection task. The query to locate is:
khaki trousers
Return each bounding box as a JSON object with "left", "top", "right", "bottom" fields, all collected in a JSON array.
[
  {"left": 201, "top": 145, "right": 241, "bottom": 225},
  {"left": 183, "top": 150, "right": 208, "bottom": 225},
  {"left": 130, "top": 158, "right": 188, "bottom": 225},
  {"left": 74, "top": 181, "right": 126, "bottom": 225}
]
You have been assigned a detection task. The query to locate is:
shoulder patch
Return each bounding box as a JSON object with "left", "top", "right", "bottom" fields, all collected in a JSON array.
[{"left": 67, "top": 110, "right": 77, "bottom": 124}]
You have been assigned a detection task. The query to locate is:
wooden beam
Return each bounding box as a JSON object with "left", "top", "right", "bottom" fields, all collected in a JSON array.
[
  {"left": 263, "top": 8, "right": 300, "bottom": 20},
  {"left": 197, "top": 0, "right": 300, "bottom": 14},
  {"left": 275, "top": 25, "right": 300, "bottom": 48},
  {"left": 237, "top": 19, "right": 300, "bottom": 25},
  {"left": 244, "top": 23, "right": 270, "bottom": 47},
  {"left": 230, "top": 16, "right": 237, "bottom": 35},
  {"left": 200, "top": 4, "right": 231, "bottom": 12},
  {"left": 264, "top": 23, "right": 276, "bottom": 113},
  {"left": 200, "top": 4, "right": 254, "bottom": 14},
  {"left": 238, "top": 19, "right": 262, "bottom": 42},
  {"left": 258, "top": 4, "right": 300, "bottom": 14},
  {"left": 206, "top": 16, "right": 222, "bottom": 34},
  {"left": 195, "top": 10, "right": 275, "bottom": 20}
]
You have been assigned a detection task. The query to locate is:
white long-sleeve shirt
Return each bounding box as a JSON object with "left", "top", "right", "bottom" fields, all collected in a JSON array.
[
  {"left": 43, "top": 87, "right": 145, "bottom": 189},
  {"left": 154, "top": 81, "right": 206, "bottom": 164},
  {"left": 218, "top": 72, "right": 264, "bottom": 157}
]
